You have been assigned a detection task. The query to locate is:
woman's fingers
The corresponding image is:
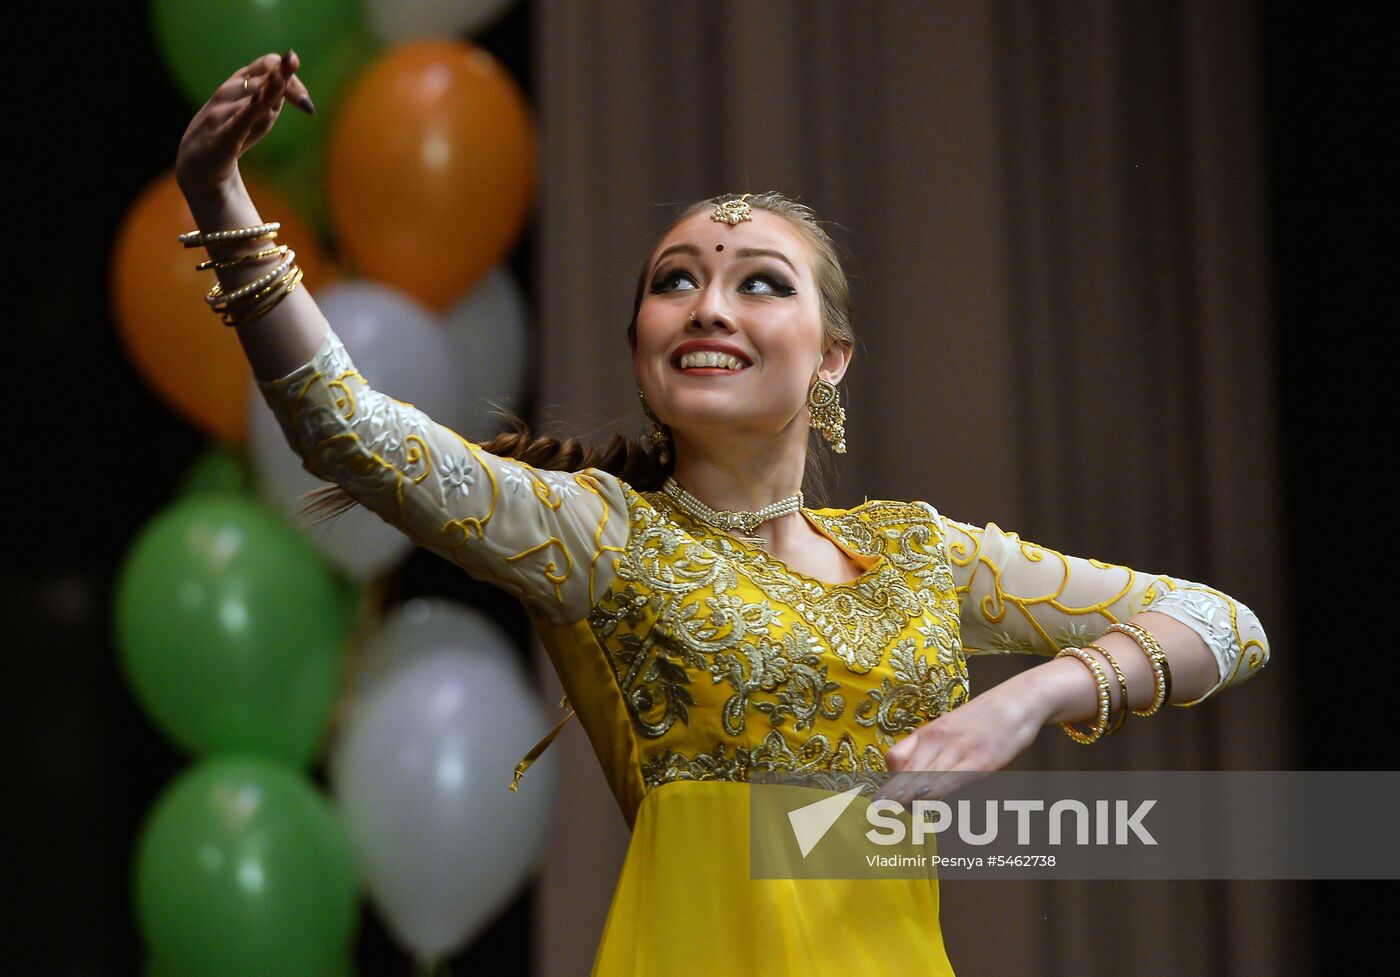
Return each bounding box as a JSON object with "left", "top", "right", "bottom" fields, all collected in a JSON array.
[
  {"left": 211, "top": 81, "right": 266, "bottom": 145},
  {"left": 214, "top": 75, "right": 274, "bottom": 150},
  {"left": 283, "top": 69, "right": 316, "bottom": 114},
  {"left": 274, "top": 50, "right": 317, "bottom": 114},
  {"left": 262, "top": 72, "right": 288, "bottom": 113},
  {"left": 251, "top": 51, "right": 284, "bottom": 79},
  {"left": 260, "top": 51, "right": 316, "bottom": 115},
  {"left": 210, "top": 50, "right": 315, "bottom": 125},
  {"left": 214, "top": 52, "right": 282, "bottom": 104}
]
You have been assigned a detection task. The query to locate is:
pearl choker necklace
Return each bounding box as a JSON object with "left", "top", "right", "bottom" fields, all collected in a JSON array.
[{"left": 661, "top": 477, "right": 804, "bottom": 547}]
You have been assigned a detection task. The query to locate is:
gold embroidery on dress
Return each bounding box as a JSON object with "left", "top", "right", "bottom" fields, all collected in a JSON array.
[
  {"left": 713, "top": 621, "right": 846, "bottom": 737},
  {"left": 855, "top": 636, "right": 970, "bottom": 735},
  {"left": 653, "top": 496, "right": 939, "bottom": 674},
  {"left": 639, "top": 729, "right": 892, "bottom": 794},
  {"left": 590, "top": 489, "right": 969, "bottom": 793}
]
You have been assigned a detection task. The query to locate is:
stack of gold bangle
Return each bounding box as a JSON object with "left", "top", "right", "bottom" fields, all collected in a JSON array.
[
  {"left": 1104, "top": 621, "right": 1172, "bottom": 715},
  {"left": 1054, "top": 645, "right": 1119, "bottom": 744},
  {"left": 179, "top": 221, "right": 305, "bottom": 326},
  {"left": 1053, "top": 621, "right": 1176, "bottom": 744}
]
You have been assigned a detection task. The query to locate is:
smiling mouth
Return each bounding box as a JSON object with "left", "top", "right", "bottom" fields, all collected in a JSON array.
[{"left": 673, "top": 351, "right": 751, "bottom": 372}]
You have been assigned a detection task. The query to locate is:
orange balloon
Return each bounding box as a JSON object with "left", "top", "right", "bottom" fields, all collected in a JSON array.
[
  {"left": 110, "top": 173, "right": 340, "bottom": 444},
  {"left": 325, "top": 38, "right": 536, "bottom": 311}
]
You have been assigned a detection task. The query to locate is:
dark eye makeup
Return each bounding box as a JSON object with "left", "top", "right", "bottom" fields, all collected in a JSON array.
[{"left": 649, "top": 268, "right": 796, "bottom": 296}]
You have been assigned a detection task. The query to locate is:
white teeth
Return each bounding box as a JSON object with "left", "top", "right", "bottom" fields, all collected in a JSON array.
[{"left": 678, "top": 351, "right": 746, "bottom": 370}]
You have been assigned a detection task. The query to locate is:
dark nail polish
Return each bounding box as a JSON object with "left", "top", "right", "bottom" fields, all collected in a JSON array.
[{"left": 298, "top": 93, "right": 316, "bottom": 115}]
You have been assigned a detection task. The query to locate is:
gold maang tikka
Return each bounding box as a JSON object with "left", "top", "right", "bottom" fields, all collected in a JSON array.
[{"left": 711, "top": 193, "right": 755, "bottom": 225}]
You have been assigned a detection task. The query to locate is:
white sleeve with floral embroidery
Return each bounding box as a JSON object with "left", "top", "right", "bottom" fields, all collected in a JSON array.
[
  {"left": 936, "top": 512, "right": 1269, "bottom": 706},
  {"left": 255, "top": 325, "right": 630, "bottom": 624}
]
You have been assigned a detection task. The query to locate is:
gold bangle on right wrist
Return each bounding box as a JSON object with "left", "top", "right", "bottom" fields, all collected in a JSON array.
[
  {"left": 219, "top": 265, "right": 304, "bottom": 326},
  {"left": 207, "top": 249, "right": 297, "bottom": 307},
  {"left": 179, "top": 221, "right": 281, "bottom": 248},
  {"left": 184, "top": 221, "right": 304, "bottom": 328},
  {"left": 1054, "top": 646, "right": 1113, "bottom": 744},
  {"left": 213, "top": 261, "right": 297, "bottom": 315},
  {"left": 196, "top": 240, "right": 286, "bottom": 271}
]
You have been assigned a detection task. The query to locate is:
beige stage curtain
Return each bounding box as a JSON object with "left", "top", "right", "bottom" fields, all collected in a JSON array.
[{"left": 529, "top": 2, "right": 1304, "bottom": 974}]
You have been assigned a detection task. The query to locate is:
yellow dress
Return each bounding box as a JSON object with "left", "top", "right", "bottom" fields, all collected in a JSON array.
[{"left": 256, "top": 326, "right": 1271, "bottom": 975}]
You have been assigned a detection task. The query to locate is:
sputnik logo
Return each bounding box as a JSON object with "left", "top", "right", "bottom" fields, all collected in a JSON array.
[{"left": 787, "top": 785, "right": 866, "bottom": 858}]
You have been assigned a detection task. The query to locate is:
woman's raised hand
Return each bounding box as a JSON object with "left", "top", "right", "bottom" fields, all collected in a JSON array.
[{"left": 174, "top": 50, "right": 316, "bottom": 198}]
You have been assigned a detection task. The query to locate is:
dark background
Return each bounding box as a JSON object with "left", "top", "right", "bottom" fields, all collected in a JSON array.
[{"left": 11, "top": 3, "right": 1386, "bottom": 973}]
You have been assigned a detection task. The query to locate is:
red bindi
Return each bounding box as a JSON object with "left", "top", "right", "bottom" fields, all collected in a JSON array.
[{"left": 715, "top": 244, "right": 724, "bottom": 251}]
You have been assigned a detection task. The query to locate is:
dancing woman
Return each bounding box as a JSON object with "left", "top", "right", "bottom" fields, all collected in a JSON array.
[{"left": 174, "top": 52, "right": 1270, "bottom": 975}]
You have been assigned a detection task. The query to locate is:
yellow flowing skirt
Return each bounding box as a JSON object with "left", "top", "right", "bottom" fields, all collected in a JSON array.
[{"left": 590, "top": 780, "right": 957, "bottom": 975}]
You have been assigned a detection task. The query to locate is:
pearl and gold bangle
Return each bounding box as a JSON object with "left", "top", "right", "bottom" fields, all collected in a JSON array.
[
  {"left": 179, "top": 221, "right": 281, "bottom": 249},
  {"left": 219, "top": 265, "right": 304, "bottom": 326},
  {"left": 181, "top": 222, "right": 304, "bottom": 327},
  {"left": 214, "top": 262, "right": 299, "bottom": 316},
  {"left": 1104, "top": 622, "right": 1172, "bottom": 716},
  {"left": 206, "top": 248, "right": 297, "bottom": 307},
  {"left": 1054, "top": 645, "right": 1114, "bottom": 744}
]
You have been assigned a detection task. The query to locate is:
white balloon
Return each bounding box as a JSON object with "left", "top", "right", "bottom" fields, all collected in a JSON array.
[
  {"left": 349, "top": 596, "right": 520, "bottom": 699},
  {"left": 329, "top": 598, "right": 560, "bottom": 961},
  {"left": 248, "top": 281, "right": 468, "bottom": 580},
  {"left": 440, "top": 266, "right": 531, "bottom": 442},
  {"left": 366, "top": 0, "right": 517, "bottom": 45}
]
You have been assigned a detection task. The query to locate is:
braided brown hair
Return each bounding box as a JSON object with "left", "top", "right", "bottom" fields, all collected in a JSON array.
[{"left": 293, "top": 191, "right": 855, "bottom": 527}]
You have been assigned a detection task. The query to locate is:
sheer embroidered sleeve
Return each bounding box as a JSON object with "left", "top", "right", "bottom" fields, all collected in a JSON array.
[
  {"left": 255, "top": 325, "right": 629, "bottom": 624},
  {"left": 934, "top": 509, "right": 1269, "bottom": 706}
]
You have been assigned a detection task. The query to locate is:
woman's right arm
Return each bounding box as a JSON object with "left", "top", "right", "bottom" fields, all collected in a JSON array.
[
  {"left": 176, "top": 54, "right": 630, "bottom": 624},
  {"left": 254, "top": 326, "right": 630, "bottom": 624}
]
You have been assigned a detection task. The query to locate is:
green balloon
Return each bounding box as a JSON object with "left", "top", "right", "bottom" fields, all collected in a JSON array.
[
  {"left": 135, "top": 755, "right": 359, "bottom": 977},
  {"left": 114, "top": 493, "right": 355, "bottom": 767},
  {"left": 148, "top": 949, "right": 356, "bottom": 977},
  {"left": 176, "top": 445, "right": 256, "bottom": 499},
  {"left": 245, "top": 119, "right": 335, "bottom": 245},
  {"left": 149, "top": 0, "right": 379, "bottom": 162},
  {"left": 148, "top": 950, "right": 355, "bottom": 977}
]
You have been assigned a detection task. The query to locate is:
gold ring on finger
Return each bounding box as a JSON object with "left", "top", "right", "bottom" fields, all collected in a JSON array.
[{"left": 242, "top": 75, "right": 250, "bottom": 94}]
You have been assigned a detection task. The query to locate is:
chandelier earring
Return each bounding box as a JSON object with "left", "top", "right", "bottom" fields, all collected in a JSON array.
[
  {"left": 807, "top": 376, "right": 848, "bottom": 453},
  {"left": 638, "top": 391, "right": 673, "bottom": 466}
]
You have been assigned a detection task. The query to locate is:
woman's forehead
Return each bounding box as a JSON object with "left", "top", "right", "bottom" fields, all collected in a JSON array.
[{"left": 652, "top": 209, "right": 807, "bottom": 263}]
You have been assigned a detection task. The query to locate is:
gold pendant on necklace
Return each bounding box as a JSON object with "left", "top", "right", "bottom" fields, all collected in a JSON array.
[{"left": 660, "top": 476, "right": 801, "bottom": 552}]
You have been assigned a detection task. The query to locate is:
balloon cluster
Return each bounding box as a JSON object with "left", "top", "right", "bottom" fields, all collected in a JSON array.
[{"left": 109, "top": 3, "right": 558, "bottom": 975}]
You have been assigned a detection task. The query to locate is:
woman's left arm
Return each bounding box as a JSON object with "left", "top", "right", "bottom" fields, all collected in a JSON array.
[
  {"left": 881, "top": 509, "right": 1270, "bottom": 791},
  {"left": 939, "top": 512, "right": 1270, "bottom": 704}
]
